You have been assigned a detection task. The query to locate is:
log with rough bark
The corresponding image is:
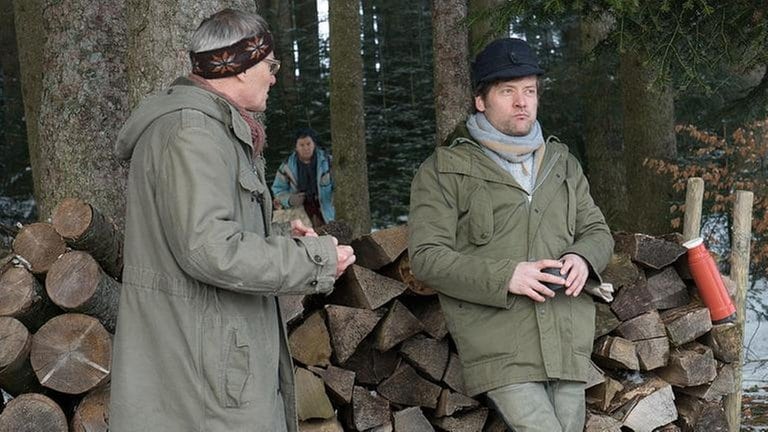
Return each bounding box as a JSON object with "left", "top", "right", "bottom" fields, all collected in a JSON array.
[
  {"left": 280, "top": 295, "right": 306, "bottom": 327},
  {"left": 308, "top": 365, "right": 356, "bottom": 405},
  {"left": 706, "top": 323, "right": 740, "bottom": 363},
  {"left": 586, "top": 376, "right": 624, "bottom": 412},
  {"left": 435, "top": 389, "right": 479, "bottom": 417},
  {"left": 30, "top": 313, "right": 112, "bottom": 395},
  {"left": 676, "top": 363, "right": 736, "bottom": 401},
  {"left": 11, "top": 223, "right": 67, "bottom": 274},
  {"left": 329, "top": 264, "right": 407, "bottom": 310},
  {"left": 46, "top": 251, "right": 120, "bottom": 332},
  {"left": 442, "top": 353, "right": 466, "bottom": 394},
  {"left": 400, "top": 335, "right": 449, "bottom": 382},
  {"left": 404, "top": 297, "right": 448, "bottom": 340},
  {"left": 429, "top": 407, "right": 488, "bottom": 432},
  {"left": 620, "top": 383, "right": 677, "bottom": 432},
  {"left": 350, "top": 225, "right": 408, "bottom": 270},
  {"left": 70, "top": 384, "right": 110, "bottom": 432},
  {"left": 295, "top": 367, "right": 335, "bottom": 421},
  {"left": 0, "top": 393, "right": 68, "bottom": 432},
  {"left": 381, "top": 254, "right": 435, "bottom": 296},
  {"left": 634, "top": 337, "right": 670, "bottom": 371},
  {"left": 377, "top": 363, "right": 442, "bottom": 409},
  {"left": 610, "top": 274, "right": 654, "bottom": 321},
  {"left": 613, "top": 232, "right": 687, "bottom": 269},
  {"left": 289, "top": 311, "right": 332, "bottom": 367},
  {"left": 325, "top": 305, "right": 383, "bottom": 364},
  {"left": 660, "top": 304, "right": 712, "bottom": 346},
  {"left": 675, "top": 393, "right": 728, "bottom": 432},
  {"left": 393, "top": 407, "right": 434, "bottom": 432},
  {"left": 0, "top": 266, "right": 60, "bottom": 331},
  {"left": 51, "top": 198, "right": 123, "bottom": 280},
  {"left": 657, "top": 342, "right": 717, "bottom": 387},
  {"left": 615, "top": 310, "right": 666, "bottom": 341},
  {"left": 646, "top": 267, "right": 690, "bottom": 309},
  {"left": 342, "top": 340, "right": 400, "bottom": 385},
  {"left": 593, "top": 336, "right": 639, "bottom": 370},
  {"left": 0, "top": 317, "right": 43, "bottom": 395},
  {"left": 374, "top": 300, "right": 423, "bottom": 351},
  {"left": 584, "top": 411, "right": 622, "bottom": 432},
  {"left": 316, "top": 220, "right": 354, "bottom": 246},
  {"left": 350, "top": 385, "right": 390, "bottom": 431},
  {"left": 601, "top": 252, "right": 642, "bottom": 290}
]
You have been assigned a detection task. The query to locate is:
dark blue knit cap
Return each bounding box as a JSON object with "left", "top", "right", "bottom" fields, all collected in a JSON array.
[{"left": 471, "top": 38, "right": 544, "bottom": 89}]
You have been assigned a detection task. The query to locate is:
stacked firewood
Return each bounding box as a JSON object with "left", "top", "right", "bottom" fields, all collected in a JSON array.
[{"left": 0, "top": 199, "right": 741, "bottom": 431}]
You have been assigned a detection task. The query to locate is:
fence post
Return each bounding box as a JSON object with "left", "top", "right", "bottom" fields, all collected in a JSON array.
[{"left": 682, "top": 177, "right": 704, "bottom": 241}]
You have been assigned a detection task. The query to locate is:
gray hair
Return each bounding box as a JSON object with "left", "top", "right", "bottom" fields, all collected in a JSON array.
[{"left": 190, "top": 8, "right": 269, "bottom": 53}]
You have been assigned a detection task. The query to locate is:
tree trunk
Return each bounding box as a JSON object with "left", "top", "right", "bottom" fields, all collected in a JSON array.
[
  {"left": 468, "top": 0, "right": 507, "bottom": 55},
  {"left": 267, "top": 0, "right": 298, "bottom": 125},
  {"left": 619, "top": 46, "right": 677, "bottom": 234},
  {"left": 330, "top": 0, "right": 372, "bottom": 237},
  {"left": 579, "top": 14, "right": 628, "bottom": 228},
  {"left": 432, "top": 0, "right": 472, "bottom": 145},
  {"left": 125, "top": 0, "right": 256, "bottom": 107},
  {"left": 295, "top": 0, "right": 321, "bottom": 84}
]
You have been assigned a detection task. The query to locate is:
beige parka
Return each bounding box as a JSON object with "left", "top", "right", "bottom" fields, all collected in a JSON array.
[{"left": 110, "top": 78, "right": 337, "bottom": 432}]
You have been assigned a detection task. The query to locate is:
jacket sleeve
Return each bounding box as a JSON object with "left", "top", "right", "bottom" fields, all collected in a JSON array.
[
  {"left": 271, "top": 160, "right": 293, "bottom": 208},
  {"left": 156, "top": 126, "right": 337, "bottom": 295},
  {"left": 408, "top": 156, "right": 517, "bottom": 309},
  {"left": 560, "top": 157, "right": 614, "bottom": 277}
]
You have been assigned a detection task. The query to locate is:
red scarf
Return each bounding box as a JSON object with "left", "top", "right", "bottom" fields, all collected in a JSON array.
[{"left": 187, "top": 73, "right": 266, "bottom": 156}]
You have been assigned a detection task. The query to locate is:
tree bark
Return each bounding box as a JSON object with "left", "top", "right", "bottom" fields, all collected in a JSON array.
[
  {"left": 267, "top": 0, "right": 298, "bottom": 125},
  {"left": 294, "top": 0, "right": 321, "bottom": 84},
  {"left": 619, "top": 46, "right": 677, "bottom": 234},
  {"left": 432, "top": 0, "right": 472, "bottom": 145},
  {"left": 330, "top": 0, "right": 372, "bottom": 237}
]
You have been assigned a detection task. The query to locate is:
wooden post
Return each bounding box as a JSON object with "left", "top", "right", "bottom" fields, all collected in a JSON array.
[
  {"left": 683, "top": 177, "right": 704, "bottom": 241},
  {"left": 724, "top": 190, "right": 753, "bottom": 431}
]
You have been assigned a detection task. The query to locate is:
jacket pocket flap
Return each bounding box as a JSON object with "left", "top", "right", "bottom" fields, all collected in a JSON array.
[{"left": 238, "top": 169, "right": 266, "bottom": 194}]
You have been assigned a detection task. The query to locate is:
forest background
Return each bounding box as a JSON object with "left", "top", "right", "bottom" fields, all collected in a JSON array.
[{"left": 0, "top": 0, "right": 767, "bottom": 427}]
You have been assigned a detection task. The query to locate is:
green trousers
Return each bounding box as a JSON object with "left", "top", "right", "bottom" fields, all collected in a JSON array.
[{"left": 486, "top": 380, "right": 585, "bottom": 432}]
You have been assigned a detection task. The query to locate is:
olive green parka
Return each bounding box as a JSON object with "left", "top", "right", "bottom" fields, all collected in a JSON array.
[
  {"left": 110, "top": 78, "right": 337, "bottom": 432},
  {"left": 408, "top": 125, "right": 613, "bottom": 396}
]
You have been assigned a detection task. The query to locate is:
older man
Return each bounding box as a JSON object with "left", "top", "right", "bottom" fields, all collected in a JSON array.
[
  {"left": 110, "top": 9, "right": 355, "bottom": 432},
  {"left": 408, "top": 38, "right": 613, "bottom": 431}
]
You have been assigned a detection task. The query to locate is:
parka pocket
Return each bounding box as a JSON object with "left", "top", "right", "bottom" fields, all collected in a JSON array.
[
  {"left": 468, "top": 185, "right": 494, "bottom": 246},
  {"left": 565, "top": 178, "right": 577, "bottom": 236},
  {"left": 239, "top": 168, "right": 267, "bottom": 200},
  {"left": 223, "top": 328, "right": 252, "bottom": 408},
  {"left": 319, "top": 170, "right": 332, "bottom": 187}
]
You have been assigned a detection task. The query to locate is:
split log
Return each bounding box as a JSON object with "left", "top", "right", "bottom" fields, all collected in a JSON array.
[
  {"left": 608, "top": 375, "right": 669, "bottom": 413},
  {"left": 381, "top": 254, "right": 435, "bottom": 296},
  {"left": 656, "top": 424, "right": 682, "bottom": 432},
  {"left": 442, "top": 353, "right": 466, "bottom": 393},
  {"left": 51, "top": 198, "right": 123, "bottom": 280},
  {"left": 341, "top": 340, "right": 400, "bottom": 385},
  {"left": 621, "top": 383, "right": 677, "bottom": 432},
  {"left": 429, "top": 407, "right": 488, "bottom": 432},
  {"left": 0, "top": 393, "right": 68, "bottom": 432},
  {"left": 289, "top": 311, "right": 332, "bottom": 367},
  {"left": 295, "top": 367, "right": 334, "bottom": 421},
  {"left": 646, "top": 267, "right": 690, "bottom": 309},
  {"left": 610, "top": 274, "right": 654, "bottom": 321},
  {"left": 592, "top": 336, "right": 639, "bottom": 370},
  {"left": 12, "top": 223, "right": 67, "bottom": 274},
  {"left": 676, "top": 363, "right": 736, "bottom": 401},
  {"left": 676, "top": 393, "right": 728, "bottom": 432},
  {"left": 0, "top": 266, "right": 60, "bottom": 331},
  {"left": 595, "top": 302, "right": 621, "bottom": 338},
  {"left": 614, "top": 310, "right": 666, "bottom": 341},
  {"left": 374, "top": 300, "right": 423, "bottom": 352},
  {"left": 351, "top": 386, "right": 390, "bottom": 431},
  {"left": 280, "top": 295, "right": 306, "bottom": 327},
  {"left": 377, "top": 363, "right": 442, "bottom": 409},
  {"left": 70, "top": 384, "right": 110, "bottom": 432},
  {"left": 393, "top": 407, "right": 434, "bottom": 432},
  {"left": 483, "top": 412, "right": 508, "bottom": 432},
  {"left": 329, "top": 265, "right": 407, "bottom": 310},
  {"left": 586, "top": 360, "right": 606, "bottom": 389},
  {"left": 46, "top": 251, "right": 120, "bottom": 332},
  {"left": 435, "top": 389, "right": 479, "bottom": 417},
  {"left": 351, "top": 225, "right": 408, "bottom": 270},
  {"left": 325, "top": 305, "right": 383, "bottom": 364},
  {"left": 656, "top": 342, "right": 717, "bottom": 387},
  {"left": 404, "top": 297, "right": 448, "bottom": 340},
  {"left": 317, "top": 220, "right": 354, "bottom": 245},
  {"left": 299, "top": 417, "right": 345, "bottom": 432},
  {"left": 308, "top": 365, "right": 356, "bottom": 405},
  {"left": 584, "top": 411, "right": 622, "bottom": 432},
  {"left": 634, "top": 337, "right": 670, "bottom": 370},
  {"left": 0, "top": 254, "right": 13, "bottom": 275},
  {"left": 0, "top": 317, "right": 43, "bottom": 395},
  {"left": 586, "top": 376, "right": 624, "bottom": 412},
  {"left": 601, "top": 252, "right": 641, "bottom": 290},
  {"left": 30, "top": 313, "right": 112, "bottom": 395},
  {"left": 613, "top": 232, "right": 686, "bottom": 269},
  {"left": 400, "top": 335, "right": 449, "bottom": 382},
  {"left": 705, "top": 323, "right": 740, "bottom": 363},
  {"left": 660, "top": 303, "right": 712, "bottom": 346}
]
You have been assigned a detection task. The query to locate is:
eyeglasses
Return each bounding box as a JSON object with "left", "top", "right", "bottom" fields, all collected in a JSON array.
[{"left": 263, "top": 58, "right": 281, "bottom": 75}]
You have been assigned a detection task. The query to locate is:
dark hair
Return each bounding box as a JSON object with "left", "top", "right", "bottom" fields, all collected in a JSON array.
[{"left": 294, "top": 127, "right": 320, "bottom": 146}]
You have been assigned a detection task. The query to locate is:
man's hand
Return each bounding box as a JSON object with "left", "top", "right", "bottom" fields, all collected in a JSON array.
[
  {"left": 560, "top": 253, "right": 589, "bottom": 297},
  {"left": 332, "top": 236, "right": 355, "bottom": 278},
  {"left": 291, "top": 219, "right": 317, "bottom": 237},
  {"left": 507, "top": 259, "right": 565, "bottom": 302},
  {"left": 289, "top": 192, "right": 306, "bottom": 207}
]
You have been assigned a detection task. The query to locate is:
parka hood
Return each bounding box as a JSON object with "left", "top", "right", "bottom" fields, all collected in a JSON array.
[{"left": 115, "top": 77, "right": 234, "bottom": 160}]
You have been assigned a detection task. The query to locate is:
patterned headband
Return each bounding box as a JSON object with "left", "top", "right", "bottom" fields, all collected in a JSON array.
[{"left": 190, "top": 32, "right": 273, "bottom": 79}]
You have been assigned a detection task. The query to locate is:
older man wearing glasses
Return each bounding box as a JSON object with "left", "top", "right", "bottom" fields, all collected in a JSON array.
[{"left": 110, "top": 8, "right": 355, "bottom": 432}]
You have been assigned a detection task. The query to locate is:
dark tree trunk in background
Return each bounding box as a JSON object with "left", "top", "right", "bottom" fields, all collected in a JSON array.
[
  {"left": 432, "top": 0, "right": 472, "bottom": 145},
  {"left": 468, "top": 0, "right": 506, "bottom": 55},
  {"left": 14, "top": 0, "right": 130, "bottom": 229},
  {"left": 125, "top": 0, "right": 256, "bottom": 107},
  {"left": 330, "top": 0, "right": 372, "bottom": 238},
  {"left": 294, "top": 0, "right": 321, "bottom": 84},
  {"left": 620, "top": 47, "right": 677, "bottom": 235},
  {"left": 580, "top": 14, "right": 628, "bottom": 228},
  {"left": 268, "top": 0, "right": 298, "bottom": 126}
]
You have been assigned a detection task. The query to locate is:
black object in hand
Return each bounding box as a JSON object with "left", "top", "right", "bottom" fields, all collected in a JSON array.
[{"left": 541, "top": 267, "right": 568, "bottom": 291}]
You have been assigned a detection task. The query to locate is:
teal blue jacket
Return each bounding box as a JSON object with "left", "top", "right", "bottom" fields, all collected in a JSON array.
[{"left": 271, "top": 148, "right": 335, "bottom": 222}]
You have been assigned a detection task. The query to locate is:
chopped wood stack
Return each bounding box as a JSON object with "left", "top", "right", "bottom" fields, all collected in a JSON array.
[
  {"left": 1, "top": 212, "right": 742, "bottom": 431},
  {"left": 0, "top": 198, "right": 119, "bottom": 431}
]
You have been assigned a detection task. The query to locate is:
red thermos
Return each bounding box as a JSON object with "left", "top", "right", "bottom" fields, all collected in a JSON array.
[{"left": 682, "top": 237, "right": 736, "bottom": 324}]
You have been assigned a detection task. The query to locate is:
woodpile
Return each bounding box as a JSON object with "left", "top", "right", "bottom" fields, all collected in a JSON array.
[{"left": 0, "top": 201, "right": 742, "bottom": 431}]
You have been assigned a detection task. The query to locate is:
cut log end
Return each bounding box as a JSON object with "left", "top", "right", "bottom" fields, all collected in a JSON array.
[
  {"left": 0, "top": 393, "right": 68, "bottom": 432},
  {"left": 51, "top": 197, "right": 94, "bottom": 240},
  {"left": 12, "top": 223, "right": 67, "bottom": 274}
]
